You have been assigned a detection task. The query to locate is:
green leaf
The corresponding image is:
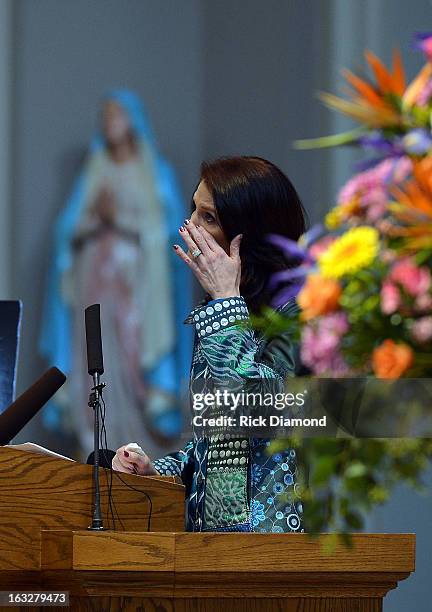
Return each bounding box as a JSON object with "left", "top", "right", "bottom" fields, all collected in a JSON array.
[
  {"left": 345, "top": 462, "right": 367, "bottom": 479},
  {"left": 345, "top": 511, "right": 363, "bottom": 530},
  {"left": 311, "top": 456, "right": 336, "bottom": 486}
]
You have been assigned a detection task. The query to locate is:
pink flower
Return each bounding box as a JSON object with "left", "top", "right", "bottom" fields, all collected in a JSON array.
[
  {"left": 390, "top": 258, "right": 431, "bottom": 297},
  {"left": 337, "top": 157, "right": 412, "bottom": 222},
  {"left": 381, "top": 281, "right": 401, "bottom": 315},
  {"left": 381, "top": 249, "right": 397, "bottom": 265},
  {"left": 308, "top": 235, "right": 335, "bottom": 260},
  {"left": 414, "top": 293, "right": 432, "bottom": 311},
  {"left": 300, "top": 313, "right": 350, "bottom": 376},
  {"left": 417, "top": 79, "right": 432, "bottom": 106},
  {"left": 411, "top": 316, "right": 432, "bottom": 344}
]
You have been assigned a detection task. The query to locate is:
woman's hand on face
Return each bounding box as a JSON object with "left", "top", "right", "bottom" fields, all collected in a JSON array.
[
  {"left": 112, "top": 445, "right": 159, "bottom": 476},
  {"left": 173, "top": 220, "right": 243, "bottom": 299}
]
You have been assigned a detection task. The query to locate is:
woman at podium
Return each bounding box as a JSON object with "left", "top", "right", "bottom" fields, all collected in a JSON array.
[{"left": 112, "top": 156, "right": 307, "bottom": 533}]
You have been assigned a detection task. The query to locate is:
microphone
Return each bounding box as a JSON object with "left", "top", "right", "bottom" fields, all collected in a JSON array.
[
  {"left": 0, "top": 367, "right": 66, "bottom": 445},
  {"left": 86, "top": 449, "right": 115, "bottom": 468},
  {"left": 84, "top": 303, "right": 106, "bottom": 530},
  {"left": 85, "top": 304, "right": 104, "bottom": 376}
]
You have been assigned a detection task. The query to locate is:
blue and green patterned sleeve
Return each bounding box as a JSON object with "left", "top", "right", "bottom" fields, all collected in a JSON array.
[
  {"left": 153, "top": 438, "right": 194, "bottom": 478},
  {"left": 192, "top": 295, "right": 299, "bottom": 381}
]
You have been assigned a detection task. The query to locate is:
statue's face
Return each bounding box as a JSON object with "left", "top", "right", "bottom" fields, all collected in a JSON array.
[{"left": 102, "top": 100, "right": 131, "bottom": 145}]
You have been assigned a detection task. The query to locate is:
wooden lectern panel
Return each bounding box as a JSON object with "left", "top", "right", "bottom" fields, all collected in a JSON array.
[
  {"left": 0, "top": 528, "right": 415, "bottom": 612},
  {"left": 34, "top": 530, "right": 415, "bottom": 612},
  {"left": 0, "top": 447, "right": 184, "bottom": 571}
]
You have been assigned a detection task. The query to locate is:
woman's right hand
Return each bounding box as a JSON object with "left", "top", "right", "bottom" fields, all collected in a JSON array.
[{"left": 112, "top": 445, "right": 159, "bottom": 476}]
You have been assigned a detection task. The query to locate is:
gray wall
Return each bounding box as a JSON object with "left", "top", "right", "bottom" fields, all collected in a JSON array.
[
  {"left": 11, "top": 0, "right": 204, "bottom": 419},
  {"left": 202, "top": 0, "right": 336, "bottom": 225},
  {"left": 4, "top": 1, "right": 432, "bottom": 609}
]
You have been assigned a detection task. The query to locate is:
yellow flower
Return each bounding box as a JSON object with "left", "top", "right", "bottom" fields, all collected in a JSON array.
[
  {"left": 318, "top": 226, "right": 379, "bottom": 279},
  {"left": 325, "top": 207, "right": 343, "bottom": 230}
]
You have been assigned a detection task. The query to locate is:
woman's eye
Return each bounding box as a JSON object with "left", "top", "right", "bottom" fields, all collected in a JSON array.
[
  {"left": 191, "top": 202, "right": 216, "bottom": 224},
  {"left": 204, "top": 213, "right": 215, "bottom": 224}
]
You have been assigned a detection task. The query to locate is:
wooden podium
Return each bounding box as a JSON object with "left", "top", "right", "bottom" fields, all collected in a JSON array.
[
  {"left": 0, "top": 447, "right": 415, "bottom": 611},
  {"left": 0, "top": 446, "right": 185, "bottom": 571}
]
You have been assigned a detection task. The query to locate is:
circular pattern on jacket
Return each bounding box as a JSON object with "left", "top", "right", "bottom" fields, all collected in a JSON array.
[
  {"left": 206, "top": 306, "right": 214, "bottom": 315},
  {"left": 223, "top": 301, "right": 230, "bottom": 308},
  {"left": 284, "top": 473, "right": 294, "bottom": 486},
  {"left": 212, "top": 321, "right": 220, "bottom": 330},
  {"left": 221, "top": 318, "right": 228, "bottom": 326},
  {"left": 214, "top": 302, "right": 222, "bottom": 311},
  {"left": 287, "top": 514, "right": 301, "bottom": 531}
]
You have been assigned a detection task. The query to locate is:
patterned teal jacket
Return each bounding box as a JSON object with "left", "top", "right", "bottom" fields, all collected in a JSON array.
[{"left": 153, "top": 294, "right": 304, "bottom": 533}]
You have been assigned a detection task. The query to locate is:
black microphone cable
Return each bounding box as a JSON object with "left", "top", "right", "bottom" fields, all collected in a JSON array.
[
  {"left": 99, "top": 395, "right": 122, "bottom": 531},
  {"left": 99, "top": 394, "right": 153, "bottom": 532}
]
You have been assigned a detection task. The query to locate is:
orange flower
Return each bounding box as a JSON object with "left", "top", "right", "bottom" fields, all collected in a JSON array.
[
  {"left": 297, "top": 274, "right": 342, "bottom": 321},
  {"left": 389, "top": 156, "right": 432, "bottom": 252},
  {"left": 372, "top": 339, "right": 414, "bottom": 379},
  {"left": 318, "top": 49, "right": 406, "bottom": 128}
]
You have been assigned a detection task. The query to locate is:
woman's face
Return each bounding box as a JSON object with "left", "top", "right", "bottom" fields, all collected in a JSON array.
[
  {"left": 190, "top": 181, "right": 230, "bottom": 254},
  {"left": 102, "top": 100, "right": 131, "bottom": 145}
]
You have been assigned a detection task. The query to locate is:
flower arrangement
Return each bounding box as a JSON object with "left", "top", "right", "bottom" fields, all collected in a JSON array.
[{"left": 252, "top": 33, "right": 432, "bottom": 546}]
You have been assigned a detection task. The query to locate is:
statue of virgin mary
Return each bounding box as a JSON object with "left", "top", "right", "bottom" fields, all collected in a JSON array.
[{"left": 39, "top": 89, "right": 192, "bottom": 458}]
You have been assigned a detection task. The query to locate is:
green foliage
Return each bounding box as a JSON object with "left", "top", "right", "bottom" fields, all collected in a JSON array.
[{"left": 269, "top": 436, "right": 432, "bottom": 549}]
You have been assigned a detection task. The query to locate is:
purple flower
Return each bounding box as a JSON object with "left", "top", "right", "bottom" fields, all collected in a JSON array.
[
  {"left": 266, "top": 226, "right": 325, "bottom": 307},
  {"left": 357, "top": 131, "right": 404, "bottom": 157},
  {"left": 402, "top": 129, "right": 432, "bottom": 155},
  {"left": 412, "top": 32, "right": 432, "bottom": 61}
]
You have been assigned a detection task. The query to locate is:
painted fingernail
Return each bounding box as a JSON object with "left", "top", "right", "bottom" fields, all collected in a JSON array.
[
  {"left": 173, "top": 244, "right": 179, "bottom": 250},
  {"left": 124, "top": 451, "right": 129, "bottom": 457},
  {"left": 179, "top": 226, "right": 185, "bottom": 232},
  {"left": 184, "top": 219, "right": 190, "bottom": 225}
]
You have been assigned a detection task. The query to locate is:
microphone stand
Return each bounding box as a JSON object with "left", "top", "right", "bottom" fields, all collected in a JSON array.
[{"left": 88, "top": 373, "right": 106, "bottom": 531}]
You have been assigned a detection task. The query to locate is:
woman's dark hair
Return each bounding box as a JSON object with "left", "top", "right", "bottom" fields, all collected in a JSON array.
[{"left": 196, "top": 156, "right": 308, "bottom": 314}]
